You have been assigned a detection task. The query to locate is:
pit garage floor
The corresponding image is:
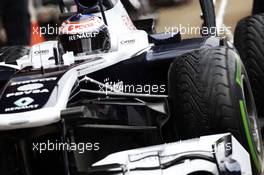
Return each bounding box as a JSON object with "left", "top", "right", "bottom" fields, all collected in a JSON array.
[{"left": 156, "top": 0, "right": 253, "bottom": 38}]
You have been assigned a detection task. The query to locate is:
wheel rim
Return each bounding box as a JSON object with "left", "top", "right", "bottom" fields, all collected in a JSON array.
[{"left": 242, "top": 75, "right": 263, "bottom": 155}]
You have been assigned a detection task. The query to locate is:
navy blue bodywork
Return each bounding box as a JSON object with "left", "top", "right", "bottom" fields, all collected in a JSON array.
[{"left": 87, "top": 36, "right": 221, "bottom": 93}]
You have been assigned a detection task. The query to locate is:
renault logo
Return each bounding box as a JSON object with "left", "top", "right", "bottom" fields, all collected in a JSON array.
[{"left": 14, "top": 97, "right": 34, "bottom": 107}]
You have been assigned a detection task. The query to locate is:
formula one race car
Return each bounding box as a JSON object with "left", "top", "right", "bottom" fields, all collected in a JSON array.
[{"left": 0, "top": 0, "right": 262, "bottom": 175}]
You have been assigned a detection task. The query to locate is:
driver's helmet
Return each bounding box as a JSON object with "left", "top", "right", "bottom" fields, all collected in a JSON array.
[{"left": 59, "top": 14, "right": 111, "bottom": 56}]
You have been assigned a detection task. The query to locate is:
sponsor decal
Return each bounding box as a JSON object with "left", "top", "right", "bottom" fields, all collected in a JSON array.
[
  {"left": 5, "top": 97, "right": 39, "bottom": 112},
  {"left": 69, "top": 32, "right": 99, "bottom": 41},
  {"left": 14, "top": 97, "right": 34, "bottom": 107},
  {"left": 6, "top": 89, "right": 49, "bottom": 98},
  {"left": 11, "top": 77, "right": 57, "bottom": 86},
  {"left": 17, "top": 83, "right": 44, "bottom": 91},
  {"left": 34, "top": 50, "right": 49, "bottom": 55},
  {"left": 68, "top": 23, "right": 95, "bottom": 32},
  {"left": 120, "top": 39, "right": 136, "bottom": 45},
  {"left": 66, "top": 16, "right": 103, "bottom": 32}
]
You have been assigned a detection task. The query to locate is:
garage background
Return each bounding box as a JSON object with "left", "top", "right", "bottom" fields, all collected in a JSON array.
[{"left": 156, "top": 0, "right": 252, "bottom": 37}]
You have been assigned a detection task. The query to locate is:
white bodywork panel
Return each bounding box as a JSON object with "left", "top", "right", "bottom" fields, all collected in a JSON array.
[
  {"left": 0, "top": 69, "right": 78, "bottom": 130},
  {"left": 93, "top": 134, "right": 252, "bottom": 175}
]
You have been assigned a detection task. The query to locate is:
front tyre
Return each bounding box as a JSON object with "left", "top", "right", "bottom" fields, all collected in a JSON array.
[{"left": 168, "top": 47, "right": 263, "bottom": 174}]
